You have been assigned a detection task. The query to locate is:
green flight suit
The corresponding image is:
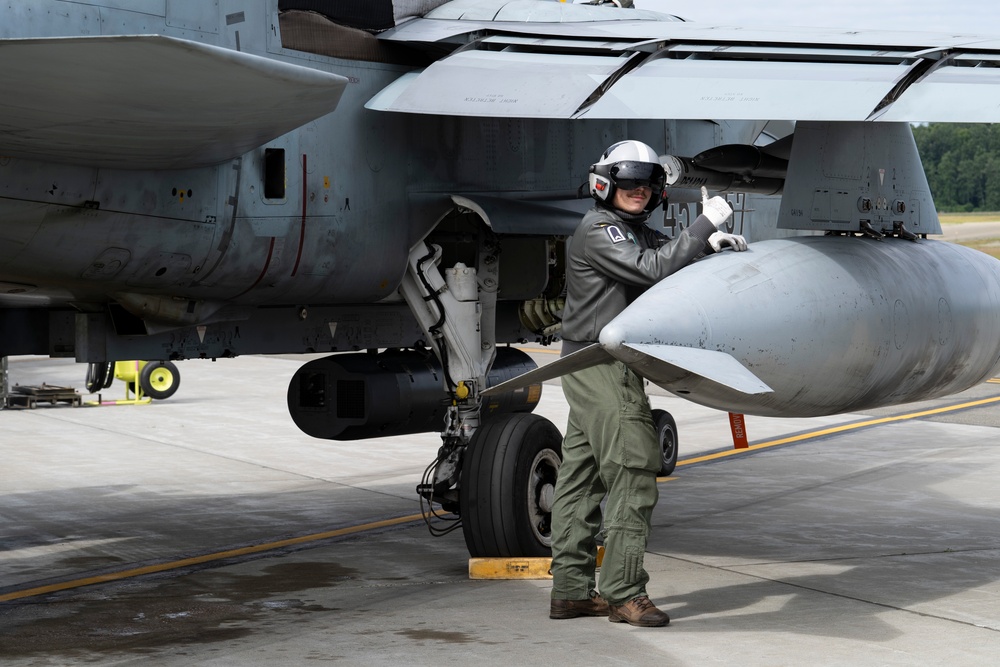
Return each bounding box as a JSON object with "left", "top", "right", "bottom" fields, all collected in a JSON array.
[
  {"left": 550, "top": 204, "right": 716, "bottom": 606},
  {"left": 550, "top": 360, "right": 660, "bottom": 604}
]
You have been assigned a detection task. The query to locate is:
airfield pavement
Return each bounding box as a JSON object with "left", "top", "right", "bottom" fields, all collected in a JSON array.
[
  {"left": 2, "top": 348, "right": 1000, "bottom": 666},
  {"left": 937, "top": 220, "right": 1000, "bottom": 243}
]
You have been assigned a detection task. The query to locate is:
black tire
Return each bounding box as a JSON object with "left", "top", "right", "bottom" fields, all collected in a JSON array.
[
  {"left": 139, "top": 361, "right": 181, "bottom": 400},
  {"left": 85, "top": 362, "right": 114, "bottom": 393},
  {"left": 460, "top": 413, "right": 562, "bottom": 557},
  {"left": 652, "top": 408, "right": 678, "bottom": 476}
]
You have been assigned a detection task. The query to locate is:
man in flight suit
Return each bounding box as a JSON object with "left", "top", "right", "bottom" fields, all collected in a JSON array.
[{"left": 548, "top": 140, "right": 747, "bottom": 627}]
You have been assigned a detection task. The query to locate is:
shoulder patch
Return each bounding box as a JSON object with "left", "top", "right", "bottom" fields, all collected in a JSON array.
[{"left": 604, "top": 225, "right": 627, "bottom": 244}]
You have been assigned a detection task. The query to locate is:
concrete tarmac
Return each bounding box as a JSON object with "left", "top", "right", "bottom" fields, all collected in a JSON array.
[
  {"left": 936, "top": 220, "right": 1000, "bottom": 243},
  {"left": 2, "top": 354, "right": 1000, "bottom": 665}
]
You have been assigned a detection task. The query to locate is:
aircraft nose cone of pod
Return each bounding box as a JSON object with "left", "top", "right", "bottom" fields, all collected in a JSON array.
[
  {"left": 599, "top": 288, "right": 711, "bottom": 358},
  {"left": 599, "top": 237, "right": 1000, "bottom": 417}
]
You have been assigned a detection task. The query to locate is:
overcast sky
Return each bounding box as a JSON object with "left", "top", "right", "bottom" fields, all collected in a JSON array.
[{"left": 635, "top": 0, "right": 994, "bottom": 35}]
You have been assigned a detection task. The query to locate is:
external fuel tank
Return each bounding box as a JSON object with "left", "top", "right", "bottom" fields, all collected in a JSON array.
[{"left": 599, "top": 236, "right": 1000, "bottom": 417}]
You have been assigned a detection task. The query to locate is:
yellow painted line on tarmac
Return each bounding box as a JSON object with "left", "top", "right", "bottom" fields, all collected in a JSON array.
[
  {"left": 516, "top": 346, "right": 560, "bottom": 355},
  {"left": 0, "top": 513, "right": 425, "bottom": 604},
  {"left": 676, "top": 394, "right": 1000, "bottom": 468}
]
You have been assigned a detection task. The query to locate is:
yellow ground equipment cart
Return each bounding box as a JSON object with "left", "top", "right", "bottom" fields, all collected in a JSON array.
[{"left": 85, "top": 360, "right": 181, "bottom": 400}]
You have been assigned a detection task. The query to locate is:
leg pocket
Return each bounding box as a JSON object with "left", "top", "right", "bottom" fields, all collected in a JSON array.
[
  {"left": 618, "top": 415, "right": 661, "bottom": 472},
  {"left": 624, "top": 545, "right": 644, "bottom": 585},
  {"left": 612, "top": 365, "right": 660, "bottom": 472}
]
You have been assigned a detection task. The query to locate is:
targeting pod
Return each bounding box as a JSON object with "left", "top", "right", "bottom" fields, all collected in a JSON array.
[{"left": 287, "top": 347, "right": 541, "bottom": 440}]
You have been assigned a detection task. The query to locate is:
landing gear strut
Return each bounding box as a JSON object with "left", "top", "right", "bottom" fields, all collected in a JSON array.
[{"left": 400, "top": 212, "right": 564, "bottom": 557}]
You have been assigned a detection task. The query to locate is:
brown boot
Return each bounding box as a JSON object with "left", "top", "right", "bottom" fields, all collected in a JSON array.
[
  {"left": 608, "top": 595, "right": 670, "bottom": 627},
  {"left": 550, "top": 592, "right": 610, "bottom": 619}
]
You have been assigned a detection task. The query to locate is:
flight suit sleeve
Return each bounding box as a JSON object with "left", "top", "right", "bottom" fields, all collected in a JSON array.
[{"left": 583, "top": 215, "right": 716, "bottom": 287}]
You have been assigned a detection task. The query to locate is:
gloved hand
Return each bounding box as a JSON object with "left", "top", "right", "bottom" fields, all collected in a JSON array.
[
  {"left": 708, "top": 231, "right": 748, "bottom": 252},
  {"left": 701, "top": 186, "right": 733, "bottom": 228}
]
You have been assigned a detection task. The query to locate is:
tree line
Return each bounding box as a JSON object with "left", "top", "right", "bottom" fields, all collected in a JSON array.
[{"left": 912, "top": 123, "right": 1000, "bottom": 212}]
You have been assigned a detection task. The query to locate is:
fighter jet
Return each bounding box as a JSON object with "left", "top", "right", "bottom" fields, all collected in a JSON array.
[{"left": 3, "top": 0, "right": 1000, "bottom": 558}]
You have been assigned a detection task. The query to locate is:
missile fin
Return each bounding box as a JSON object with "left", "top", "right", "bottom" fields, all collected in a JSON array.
[
  {"left": 622, "top": 343, "right": 773, "bottom": 395},
  {"left": 481, "top": 344, "right": 611, "bottom": 396}
]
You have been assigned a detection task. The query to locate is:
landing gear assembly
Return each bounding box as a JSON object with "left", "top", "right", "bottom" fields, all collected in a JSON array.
[
  {"left": 395, "top": 221, "right": 565, "bottom": 557},
  {"left": 284, "top": 210, "right": 572, "bottom": 557}
]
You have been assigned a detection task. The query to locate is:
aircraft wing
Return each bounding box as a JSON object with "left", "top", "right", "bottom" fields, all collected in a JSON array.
[
  {"left": 481, "top": 344, "right": 612, "bottom": 396},
  {"left": 481, "top": 341, "right": 771, "bottom": 397},
  {"left": 368, "top": 7, "right": 1000, "bottom": 122},
  {"left": 619, "top": 342, "right": 772, "bottom": 395},
  {"left": 0, "top": 35, "right": 347, "bottom": 170}
]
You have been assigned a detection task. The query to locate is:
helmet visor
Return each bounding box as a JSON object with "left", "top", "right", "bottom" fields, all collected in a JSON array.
[{"left": 610, "top": 161, "right": 666, "bottom": 192}]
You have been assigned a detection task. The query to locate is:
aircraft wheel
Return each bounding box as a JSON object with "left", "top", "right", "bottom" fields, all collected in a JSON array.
[
  {"left": 460, "top": 412, "right": 562, "bottom": 557},
  {"left": 652, "top": 408, "right": 678, "bottom": 476},
  {"left": 139, "top": 361, "right": 181, "bottom": 400},
  {"left": 85, "top": 362, "right": 114, "bottom": 393}
]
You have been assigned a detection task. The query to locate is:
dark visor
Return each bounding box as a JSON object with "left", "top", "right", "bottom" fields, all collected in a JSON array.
[{"left": 610, "top": 161, "right": 666, "bottom": 191}]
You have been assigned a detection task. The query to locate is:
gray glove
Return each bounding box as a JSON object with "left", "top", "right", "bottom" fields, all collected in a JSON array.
[
  {"left": 708, "top": 231, "right": 748, "bottom": 252},
  {"left": 700, "top": 186, "right": 733, "bottom": 228}
]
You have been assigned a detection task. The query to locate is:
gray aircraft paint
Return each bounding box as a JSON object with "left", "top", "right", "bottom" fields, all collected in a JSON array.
[{"left": 2, "top": 0, "right": 1000, "bottom": 458}]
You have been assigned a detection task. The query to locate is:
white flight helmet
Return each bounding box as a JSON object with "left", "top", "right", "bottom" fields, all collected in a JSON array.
[{"left": 588, "top": 140, "right": 667, "bottom": 213}]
